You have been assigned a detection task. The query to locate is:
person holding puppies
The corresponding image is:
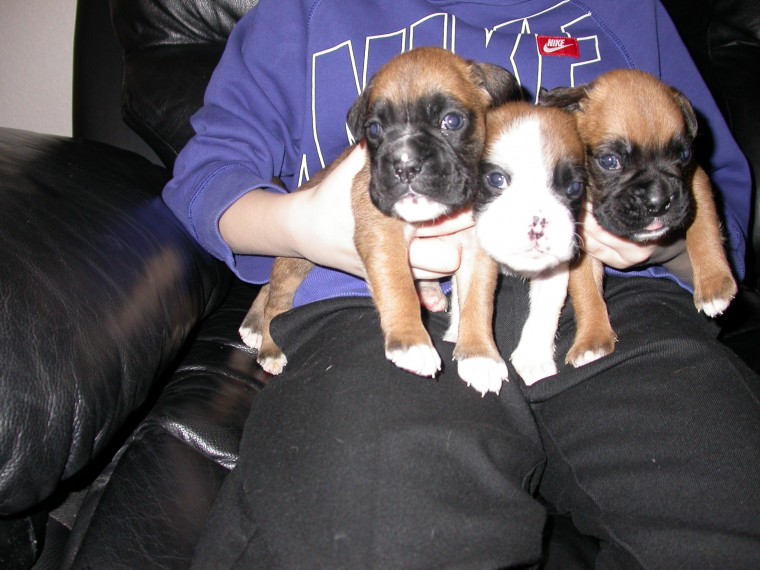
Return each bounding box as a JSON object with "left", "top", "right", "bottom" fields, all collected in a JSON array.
[{"left": 163, "top": 0, "right": 760, "bottom": 567}]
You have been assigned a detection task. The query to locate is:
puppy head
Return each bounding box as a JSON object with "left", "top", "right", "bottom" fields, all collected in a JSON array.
[
  {"left": 475, "top": 102, "right": 586, "bottom": 276},
  {"left": 346, "top": 47, "right": 521, "bottom": 223},
  {"left": 539, "top": 69, "right": 698, "bottom": 242}
]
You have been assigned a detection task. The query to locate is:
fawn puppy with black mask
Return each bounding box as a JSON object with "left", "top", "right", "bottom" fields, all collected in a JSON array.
[{"left": 539, "top": 69, "right": 737, "bottom": 366}]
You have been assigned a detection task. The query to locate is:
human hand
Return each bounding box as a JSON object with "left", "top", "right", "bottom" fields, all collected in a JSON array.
[
  {"left": 298, "top": 145, "right": 475, "bottom": 281},
  {"left": 580, "top": 203, "right": 658, "bottom": 269},
  {"left": 219, "top": 143, "right": 365, "bottom": 276},
  {"left": 409, "top": 209, "right": 475, "bottom": 280},
  {"left": 292, "top": 144, "right": 367, "bottom": 277}
]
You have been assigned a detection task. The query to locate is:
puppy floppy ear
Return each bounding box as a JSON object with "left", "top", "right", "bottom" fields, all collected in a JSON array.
[
  {"left": 537, "top": 85, "right": 589, "bottom": 113},
  {"left": 670, "top": 87, "right": 699, "bottom": 139},
  {"left": 346, "top": 87, "right": 371, "bottom": 141},
  {"left": 468, "top": 62, "right": 523, "bottom": 106}
]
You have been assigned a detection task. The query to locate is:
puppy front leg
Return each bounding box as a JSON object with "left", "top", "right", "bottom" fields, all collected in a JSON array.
[
  {"left": 361, "top": 235, "right": 441, "bottom": 376},
  {"left": 511, "top": 263, "right": 569, "bottom": 385},
  {"left": 355, "top": 218, "right": 441, "bottom": 377},
  {"left": 565, "top": 252, "right": 617, "bottom": 367},
  {"left": 687, "top": 166, "right": 737, "bottom": 316},
  {"left": 451, "top": 248, "right": 508, "bottom": 395},
  {"left": 240, "top": 283, "right": 270, "bottom": 350},
  {"left": 240, "top": 256, "right": 314, "bottom": 374}
]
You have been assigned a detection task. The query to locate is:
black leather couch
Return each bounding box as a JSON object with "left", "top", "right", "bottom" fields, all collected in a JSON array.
[{"left": 0, "top": 1, "right": 758, "bottom": 568}]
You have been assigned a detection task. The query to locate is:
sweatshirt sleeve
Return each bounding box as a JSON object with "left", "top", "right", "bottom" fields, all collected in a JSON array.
[
  {"left": 654, "top": 1, "right": 751, "bottom": 280},
  {"left": 162, "top": 1, "right": 310, "bottom": 284}
]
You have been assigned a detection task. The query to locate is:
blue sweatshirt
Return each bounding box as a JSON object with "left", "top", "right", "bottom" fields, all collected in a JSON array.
[{"left": 163, "top": 0, "right": 751, "bottom": 307}]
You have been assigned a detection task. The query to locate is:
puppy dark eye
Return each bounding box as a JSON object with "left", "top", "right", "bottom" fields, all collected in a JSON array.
[
  {"left": 598, "top": 154, "right": 621, "bottom": 171},
  {"left": 365, "top": 121, "right": 382, "bottom": 140},
  {"left": 441, "top": 113, "right": 465, "bottom": 131},
  {"left": 567, "top": 180, "right": 583, "bottom": 198},
  {"left": 680, "top": 148, "right": 692, "bottom": 162},
  {"left": 485, "top": 171, "right": 510, "bottom": 189}
]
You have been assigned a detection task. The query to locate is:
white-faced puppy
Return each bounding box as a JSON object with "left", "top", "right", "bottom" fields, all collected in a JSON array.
[
  {"left": 539, "top": 69, "right": 737, "bottom": 366},
  {"left": 239, "top": 47, "right": 520, "bottom": 378},
  {"left": 448, "top": 102, "right": 586, "bottom": 390}
]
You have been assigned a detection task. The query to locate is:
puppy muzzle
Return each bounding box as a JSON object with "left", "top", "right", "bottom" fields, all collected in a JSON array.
[
  {"left": 369, "top": 132, "right": 474, "bottom": 220},
  {"left": 595, "top": 176, "right": 691, "bottom": 241}
]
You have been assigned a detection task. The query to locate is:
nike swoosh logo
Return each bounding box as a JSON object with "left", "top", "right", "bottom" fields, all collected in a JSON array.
[{"left": 542, "top": 44, "right": 570, "bottom": 53}]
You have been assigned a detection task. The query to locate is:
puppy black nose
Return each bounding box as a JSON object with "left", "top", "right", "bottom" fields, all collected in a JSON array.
[
  {"left": 393, "top": 155, "right": 422, "bottom": 183},
  {"left": 645, "top": 192, "right": 673, "bottom": 216}
]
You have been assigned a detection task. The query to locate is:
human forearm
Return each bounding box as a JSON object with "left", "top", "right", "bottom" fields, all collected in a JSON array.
[
  {"left": 219, "top": 189, "right": 303, "bottom": 258},
  {"left": 219, "top": 143, "right": 476, "bottom": 283},
  {"left": 218, "top": 145, "right": 366, "bottom": 278}
]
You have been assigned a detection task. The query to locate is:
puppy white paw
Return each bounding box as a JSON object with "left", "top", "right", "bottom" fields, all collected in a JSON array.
[
  {"left": 457, "top": 357, "right": 508, "bottom": 396},
  {"left": 239, "top": 326, "right": 262, "bottom": 351},
  {"left": 697, "top": 296, "right": 732, "bottom": 318},
  {"left": 258, "top": 353, "right": 288, "bottom": 375},
  {"left": 386, "top": 344, "right": 442, "bottom": 378},
  {"left": 511, "top": 347, "right": 557, "bottom": 386},
  {"left": 567, "top": 348, "right": 607, "bottom": 368},
  {"left": 694, "top": 275, "right": 737, "bottom": 318},
  {"left": 442, "top": 323, "right": 458, "bottom": 344}
]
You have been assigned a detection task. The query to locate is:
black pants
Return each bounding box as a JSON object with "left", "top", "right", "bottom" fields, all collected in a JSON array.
[{"left": 192, "top": 276, "right": 760, "bottom": 569}]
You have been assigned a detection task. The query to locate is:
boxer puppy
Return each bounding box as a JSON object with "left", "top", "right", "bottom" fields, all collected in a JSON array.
[
  {"left": 539, "top": 69, "right": 737, "bottom": 366},
  {"left": 448, "top": 102, "right": 586, "bottom": 389},
  {"left": 239, "top": 47, "right": 520, "bottom": 380}
]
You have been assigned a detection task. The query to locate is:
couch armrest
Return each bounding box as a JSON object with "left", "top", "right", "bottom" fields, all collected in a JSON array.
[{"left": 0, "top": 128, "right": 230, "bottom": 514}]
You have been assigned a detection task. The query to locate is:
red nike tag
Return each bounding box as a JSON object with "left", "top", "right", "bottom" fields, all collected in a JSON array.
[{"left": 536, "top": 36, "right": 580, "bottom": 58}]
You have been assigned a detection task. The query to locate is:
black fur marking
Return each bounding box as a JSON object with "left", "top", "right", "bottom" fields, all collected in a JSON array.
[
  {"left": 551, "top": 159, "right": 586, "bottom": 218},
  {"left": 474, "top": 161, "right": 509, "bottom": 213},
  {"left": 588, "top": 137, "right": 696, "bottom": 240},
  {"left": 363, "top": 93, "right": 482, "bottom": 217}
]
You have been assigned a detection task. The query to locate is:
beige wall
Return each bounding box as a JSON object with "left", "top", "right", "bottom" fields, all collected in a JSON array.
[{"left": 0, "top": 0, "right": 76, "bottom": 136}]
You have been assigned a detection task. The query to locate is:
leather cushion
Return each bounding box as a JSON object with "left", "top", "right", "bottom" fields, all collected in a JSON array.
[
  {"left": 110, "top": 0, "right": 259, "bottom": 167},
  {"left": 62, "top": 279, "right": 264, "bottom": 569},
  {"left": 110, "top": 0, "right": 255, "bottom": 53},
  {"left": 0, "top": 128, "right": 228, "bottom": 514},
  {"left": 122, "top": 45, "right": 225, "bottom": 167}
]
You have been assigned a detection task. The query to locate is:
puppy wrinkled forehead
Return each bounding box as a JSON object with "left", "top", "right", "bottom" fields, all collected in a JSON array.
[
  {"left": 368, "top": 48, "right": 489, "bottom": 109},
  {"left": 582, "top": 70, "right": 687, "bottom": 147}
]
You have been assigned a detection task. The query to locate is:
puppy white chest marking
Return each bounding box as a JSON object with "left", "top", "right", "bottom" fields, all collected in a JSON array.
[{"left": 393, "top": 193, "right": 449, "bottom": 223}]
